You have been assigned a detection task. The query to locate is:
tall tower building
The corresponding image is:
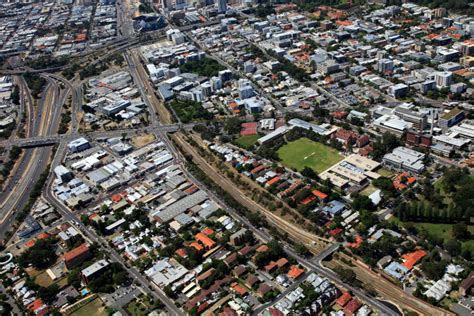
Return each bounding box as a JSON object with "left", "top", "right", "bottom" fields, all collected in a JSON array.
[{"left": 217, "top": 0, "right": 227, "bottom": 13}]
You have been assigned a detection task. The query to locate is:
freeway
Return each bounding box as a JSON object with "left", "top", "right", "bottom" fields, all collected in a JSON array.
[
  {"left": 44, "top": 73, "right": 83, "bottom": 134},
  {"left": 0, "top": 75, "right": 69, "bottom": 241}
]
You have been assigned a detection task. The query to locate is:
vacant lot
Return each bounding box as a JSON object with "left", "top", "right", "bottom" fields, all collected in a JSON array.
[
  {"left": 131, "top": 133, "right": 155, "bottom": 148},
  {"left": 277, "top": 138, "right": 343, "bottom": 173},
  {"left": 70, "top": 298, "right": 107, "bottom": 316}
]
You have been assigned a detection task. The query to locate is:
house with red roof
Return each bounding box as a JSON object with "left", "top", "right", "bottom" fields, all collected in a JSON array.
[
  {"left": 301, "top": 195, "right": 317, "bottom": 205},
  {"left": 329, "top": 227, "right": 343, "bottom": 237},
  {"left": 287, "top": 265, "right": 305, "bottom": 279},
  {"left": 265, "top": 176, "right": 281, "bottom": 188},
  {"left": 231, "top": 282, "right": 248, "bottom": 296},
  {"left": 175, "top": 248, "right": 188, "bottom": 258},
  {"left": 195, "top": 232, "right": 216, "bottom": 249},
  {"left": 202, "top": 228, "right": 214, "bottom": 236},
  {"left": 250, "top": 165, "right": 266, "bottom": 176},
  {"left": 344, "top": 298, "right": 362, "bottom": 315},
  {"left": 27, "top": 299, "right": 49, "bottom": 316},
  {"left": 347, "top": 235, "right": 363, "bottom": 249},
  {"left": 401, "top": 250, "right": 426, "bottom": 270},
  {"left": 393, "top": 172, "right": 416, "bottom": 191},
  {"left": 312, "top": 189, "right": 328, "bottom": 202},
  {"left": 336, "top": 292, "right": 352, "bottom": 307}
]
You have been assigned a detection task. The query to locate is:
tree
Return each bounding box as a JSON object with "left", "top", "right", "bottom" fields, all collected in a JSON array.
[
  {"left": 67, "top": 269, "right": 81, "bottom": 289},
  {"left": 444, "top": 239, "right": 461, "bottom": 257},
  {"left": 17, "top": 238, "right": 58, "bottom": 269},
  {"left": 334, "top": 267, "right": 357, "bottom": 285},
  {"left": 11, "top": 85, "right": 20, "bottom": 105},
  {"left": 452, "top": 222, "right": 470, "bottom": 240},
  {"left": 352, "top": 194, "right": 375, "bottom": 211},
  {"left": 223, "top": 117, "right": 242, "bottom": 135},
  {"left": 37, "top": 284, "right": 59, "bottom": 303},
  {"left": 301, "top": 167, "right": 319, "bottom": 180}
]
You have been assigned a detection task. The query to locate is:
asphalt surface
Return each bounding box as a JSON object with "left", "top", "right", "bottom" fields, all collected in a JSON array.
[{"left": 0, "top": 75, "right": 67, "bottom": 240}]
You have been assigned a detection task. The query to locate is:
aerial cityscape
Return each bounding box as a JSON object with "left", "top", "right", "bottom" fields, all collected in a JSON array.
[{"left": 0, "top": 0, "right": 472, "bottom": 315}]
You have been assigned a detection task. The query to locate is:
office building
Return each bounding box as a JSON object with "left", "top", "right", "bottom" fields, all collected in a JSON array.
[
  {"left": 435, "top": 71, "right": 453, "bottom": 88},
  {"left": 377, "top": 58, "right": 393, "bottom": 74},
  {"left": 81, "top": 260, "right": 110, "bottom": 284},
  {"left": 68, "top": 138, "right": 90, "bottom": 153},
  {"left": 217, "top": 0, "right": 227, "bottom": 13},
  {"left": 405, "top": 130, "right": 432, "bottom": 147},
  {"left": 438, "top": 108, "right": 465, "bottom": 129},
  {"left": 383, "top": 147, "right": 425, "bottom": 174},
  {"left": 388, "top": 83, "right": 408, "bottom": 98},
  {"left": 394, "top": 106, "right": 428, "bottom": 130}
]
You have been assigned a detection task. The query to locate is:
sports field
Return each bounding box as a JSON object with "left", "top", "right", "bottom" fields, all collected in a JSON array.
[{"left": 277, "top": 138, "right": 343, "bottom": 173}]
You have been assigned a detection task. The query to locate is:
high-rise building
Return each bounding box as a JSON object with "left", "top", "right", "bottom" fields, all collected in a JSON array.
[
  {"left": 460, "top": 42, "right": 474, "bottom": 56},
  {"left": 435, "top": 71, "right": 453, "bottom": 88},
  {"left": 377, "top": 58, "right": 394, "bottom": 74},
  {"left": 217, "top": 0, "right": 227, "bottom": 13}
]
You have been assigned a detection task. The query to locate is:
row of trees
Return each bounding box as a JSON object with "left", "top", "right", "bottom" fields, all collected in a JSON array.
[{"left": 395, "top": 201, "right": 469, "bottom": 223}]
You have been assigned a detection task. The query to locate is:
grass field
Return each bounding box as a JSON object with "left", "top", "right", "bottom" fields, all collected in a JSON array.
[
  {"left": 71, "top": 298, "right": 107, "bottom": 316},
  {"left": 415, "top": 222, "right": 474, "bottom": 253},
  {"left": 235, "top": 134, "right": 260, "bottom": 149},
  {"left": 277, "top": 138, "right": 343, "bottom": 173},
  {"left": 391, "top": 219, "right": 474, "bottom": 253},
  {"left": 377, "top": 168, "right": 395, "bottom": 178}
]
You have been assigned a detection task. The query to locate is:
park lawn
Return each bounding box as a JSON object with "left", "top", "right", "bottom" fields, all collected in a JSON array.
[
  {"left": 396, "top": 221, "right": 474, "bottom": 253},
  {"left": 277, "top": 138, "right": 343, "bottom": 173},
  {"left": 235, "top": 134, "right": 260, "bottom": 149},
  {"left": 126, "top": 295, "right": 157, "bottom": 316},
  {"left": 71, "top": 298, "right": 107, "bottom": 316}
]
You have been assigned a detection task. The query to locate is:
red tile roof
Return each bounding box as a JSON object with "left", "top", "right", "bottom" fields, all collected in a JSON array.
[
  {"left": 402, "top": 250, "right": 426, "bottom": 270},
  {"left": 336, "top": 292, "right": 352, "bottom": 307},
  {"left": 287, "top": 265, "right": 305, "bottom": 279},
  {"left": 64, "top": 243, "right": 90, "bottom": 262},
  {"left": 256, "top": 244, "right": 269, "bottom": 253},
  {"left": 195, "top": 232, "right": 216, "bottom": 249},
  {"left": 276, "top": 257, "right": 289, "bottom": 268},
  {"left": 175, "top": 248, "right": 188, "bottom": 258},
  {"left": 329, "top": 228, "right": 343, "bottom": 236},
  {"left": 347, "top": 235, "right": 363, "bottom": 249},
  {"left": 202, "top": 228, "right": 214, "bottom": 236},
  {"left": 312, "top": 189, "right": 328, "bottom": 200},
  {"left": 250, "top": 165, "right": 266, "bottom": 174},
  {"left": 345, "top": 298, "right": 362, "bottom": 314},
  {"left": 266, "top": 176, "right": 281, "bottom": 187}
]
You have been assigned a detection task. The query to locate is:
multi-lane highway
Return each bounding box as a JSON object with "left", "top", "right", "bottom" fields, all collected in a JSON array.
[{"left": 0, "top": 74, "right": 68, "bottom": 240}]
